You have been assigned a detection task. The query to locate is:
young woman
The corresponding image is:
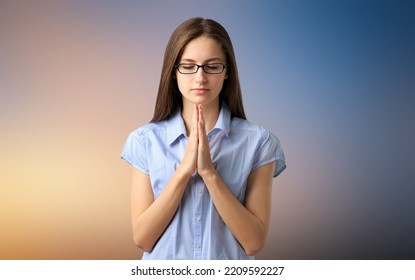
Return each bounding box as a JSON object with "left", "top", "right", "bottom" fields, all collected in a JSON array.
[{"left": 121, "top": 17, "right": 286, "bottom": 260}]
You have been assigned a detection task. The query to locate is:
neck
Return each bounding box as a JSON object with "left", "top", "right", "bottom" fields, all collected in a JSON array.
[{"left": 182, "top": 100, "right": 220, "bottom": 136}]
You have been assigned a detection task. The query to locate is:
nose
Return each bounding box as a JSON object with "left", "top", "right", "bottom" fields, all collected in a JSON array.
[{"left": 194, "top": 67, "right": 207, "bottom": 84}]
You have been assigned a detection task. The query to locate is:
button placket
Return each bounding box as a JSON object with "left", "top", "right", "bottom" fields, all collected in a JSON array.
[{"left": 193, "top": 177, "right": 203, "bottom": 259}]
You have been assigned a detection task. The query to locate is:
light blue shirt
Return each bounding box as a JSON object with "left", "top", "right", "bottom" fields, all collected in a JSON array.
[{"left": 121, "top": 103, "right": 286, "bottom": 260}]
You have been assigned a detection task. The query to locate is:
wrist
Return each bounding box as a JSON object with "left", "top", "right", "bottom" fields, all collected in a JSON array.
[
  {"left": 176, "top": 163, "right": 194, "bottom": 180},
  {"left": 199, "top": 166, "right": 217, "bottom": 183}
]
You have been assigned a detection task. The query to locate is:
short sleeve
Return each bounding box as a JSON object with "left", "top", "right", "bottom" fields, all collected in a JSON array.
[
  {"left": 252, "top": 129, "right": 286, "bottom": 178},
  {"left": 120, "top": 130, "right": 149, "bottom": 174}
]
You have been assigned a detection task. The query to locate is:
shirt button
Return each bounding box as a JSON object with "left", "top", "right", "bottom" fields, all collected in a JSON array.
[
  {"left": 198, "top": 188, "right": 203, "bottom": 194},
  {"left": 195, "top": 243, "right": 201, "bottom": 249},
  {"left": 196, "top": 215, "right": 201, "bottom": 222}
]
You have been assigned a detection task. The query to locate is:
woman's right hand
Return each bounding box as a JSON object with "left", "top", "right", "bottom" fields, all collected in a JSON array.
[{"left": 178, "top": 104, "right": 199, "bottom": 177}]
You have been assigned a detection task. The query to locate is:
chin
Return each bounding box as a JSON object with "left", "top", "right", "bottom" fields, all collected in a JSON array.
[{"left": 182, "top": 95, "right": 220, "bottom": 108}]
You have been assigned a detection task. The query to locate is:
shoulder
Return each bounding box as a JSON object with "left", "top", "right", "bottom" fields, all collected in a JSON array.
[
  {"left": 231, "top": 117, "right": 272, "bottom": 140},
  {"left": 230, "top": 117, "right": 283, "bottom": 153},
  {"left": 128, "top": 120, "right": 169, "bottom": 140},
  {"left": 230, "top": 118, "right": 286, "bottom": 177}
]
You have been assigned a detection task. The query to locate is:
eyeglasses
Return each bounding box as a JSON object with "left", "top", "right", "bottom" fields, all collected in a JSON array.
[{"left": 175, "top": 63, "right": 228, "bottom": 74}]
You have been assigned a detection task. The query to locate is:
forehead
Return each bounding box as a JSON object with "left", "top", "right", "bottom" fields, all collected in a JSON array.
[{"left": 180, "top": 36, "right": 226, "bottom": 62}]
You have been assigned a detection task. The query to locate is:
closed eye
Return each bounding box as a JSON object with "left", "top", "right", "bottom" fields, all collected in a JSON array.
[
  {"left": 181, "top": 64, "right": 197, "bottom": 70},
  {"left": 204, "top": 64, "right": 221, "bottom": 71}
]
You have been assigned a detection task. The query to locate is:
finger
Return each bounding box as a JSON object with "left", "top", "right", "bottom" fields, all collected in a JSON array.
[
  {"left": 197, "top": 105, "right": 214, "bottom": 175},
  {"left": 190, "top": 104, "right": 198, "bottom": 138},
  {"left": 198, "top": 105, "right": 208, "bottom": 151},
  {"left": 196, "top": 104, "right": 201, "bottom": 127},
  {"left": 199, "top": 105, "right": 205, "bottom": 127},
  {"left": 198, "top": 104, "right": 206, "bottom": 136}
]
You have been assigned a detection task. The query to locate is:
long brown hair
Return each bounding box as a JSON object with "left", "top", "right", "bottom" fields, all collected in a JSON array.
[{"left": 151, "top": 17, "right": 246, "bottom": 122}]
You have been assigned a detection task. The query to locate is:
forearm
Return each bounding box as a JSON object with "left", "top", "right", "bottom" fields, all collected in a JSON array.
[
  {"left": 202, "top": 171, "right": 269, "bottom": 256},
  {"left": 132, "top": 167, "right": 191, "bottom": 252}
]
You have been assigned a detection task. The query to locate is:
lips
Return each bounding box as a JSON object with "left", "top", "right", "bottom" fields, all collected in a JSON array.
[{"left": 192, "top": 88, "right": 209, "bottom": 94}]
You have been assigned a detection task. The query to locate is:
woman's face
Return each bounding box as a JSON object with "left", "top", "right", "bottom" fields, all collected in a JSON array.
[{"left": 176, "top": 36, "right": 227, "bottom": 109}]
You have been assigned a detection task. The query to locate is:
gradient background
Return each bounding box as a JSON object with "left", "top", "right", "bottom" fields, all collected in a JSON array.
[{"left": 1, "top": 0, "right": 414, "bottom": 260}]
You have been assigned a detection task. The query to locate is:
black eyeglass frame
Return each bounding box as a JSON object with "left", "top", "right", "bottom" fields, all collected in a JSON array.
[{"left": 174, "top": 63, "right": 228, "bottom": 74}]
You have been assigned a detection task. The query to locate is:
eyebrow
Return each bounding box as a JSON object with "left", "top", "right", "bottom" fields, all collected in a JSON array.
[{"left": 180, "top": 57, "right": 225, "bottom": 64}]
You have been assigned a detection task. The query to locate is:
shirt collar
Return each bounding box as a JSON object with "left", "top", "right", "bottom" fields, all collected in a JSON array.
[
  {"left": 213, "top": 102, "right": 231, "bottom": 138},
  {"left": 167, "top": 102, "right": 231, "bottom": 145},
  {"left": 167, "top": 109, "right": 188, "bottom": 145}
]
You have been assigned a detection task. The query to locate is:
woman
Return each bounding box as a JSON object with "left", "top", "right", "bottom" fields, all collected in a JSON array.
[{"left": 121, "top": 17, "right": 286, "bottom": 260}]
